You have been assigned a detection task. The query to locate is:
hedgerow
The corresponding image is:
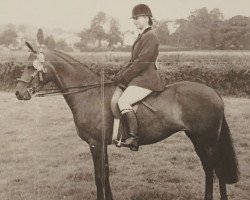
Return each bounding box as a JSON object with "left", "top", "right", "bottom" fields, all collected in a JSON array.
[{"left": 0, "top": 52, "right": 249, "bottom": 97}]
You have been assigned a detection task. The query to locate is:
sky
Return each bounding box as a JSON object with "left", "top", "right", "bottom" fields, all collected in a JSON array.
[{"left": 0, "top": 0, "right": 249, "bottom": 32}]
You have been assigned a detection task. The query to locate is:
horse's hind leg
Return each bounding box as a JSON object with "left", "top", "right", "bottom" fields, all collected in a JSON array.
[
  {"left": 203, "top": 146, "right": 218, "bottom": 200},
  {"left": 186, "top": 133, "right": 216, "bottom": 200}
]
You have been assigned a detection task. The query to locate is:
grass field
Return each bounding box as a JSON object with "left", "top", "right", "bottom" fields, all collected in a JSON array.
[{"left": 0, "top": 92, "right": 249, "bottom": 200}]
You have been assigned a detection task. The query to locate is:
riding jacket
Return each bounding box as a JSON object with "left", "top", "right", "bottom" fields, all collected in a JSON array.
[{"left": 117, "top": 27, "right": 164, "bottom": 92}]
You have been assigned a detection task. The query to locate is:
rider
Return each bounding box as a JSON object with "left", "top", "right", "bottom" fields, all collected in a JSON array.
[{"left": 112, "top": 4, "right": 164, "bottom": 151}]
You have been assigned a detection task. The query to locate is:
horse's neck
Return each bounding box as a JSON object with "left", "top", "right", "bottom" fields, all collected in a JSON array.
[
  {"left": 49, "top": 54, "right": 108, "bottom": 114},
  {"left": 51, "top": 61, "right": 99, "bottom": 89}
]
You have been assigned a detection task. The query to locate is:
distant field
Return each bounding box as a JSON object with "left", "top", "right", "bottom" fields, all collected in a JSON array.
[
  {"left": 1, "top": 50, "right": 250, "bottom": 62},
  {"left": 69, "top": 50, "right": 250, "bottom": 65},
  {"left": 0, "top": 92, "right": 249, "bottom": 200}
]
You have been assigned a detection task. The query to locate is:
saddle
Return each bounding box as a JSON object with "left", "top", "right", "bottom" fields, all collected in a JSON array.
[{"left": 110, "top": 84, "right": 158, "bottom": 147}]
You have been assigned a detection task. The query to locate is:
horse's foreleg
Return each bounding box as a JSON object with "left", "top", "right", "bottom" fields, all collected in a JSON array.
[
  {"left": 204, "top": 167, "right": 214, "bottom": 200},
  {"left": 219, "top": 179, "right": 228, "bottom": 200},
  {"left": 90, "top": 142, "right": 113, "bottom": 200}
]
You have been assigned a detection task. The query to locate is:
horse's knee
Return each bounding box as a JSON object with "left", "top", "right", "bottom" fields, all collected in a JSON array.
[
  {"left": 204, "top": 145, "right": 219, "bottom": 167},
  {"left": 206, "top": 146, "right": 216, "bottom": 157},
  {"left": 89, "top": 140, "right": 101, "bottom": 155},
  {"left": 90, "top": 144, "right": 96, "bottom": 153},
  {"left": 205, "top": 145, "right": 218, "bottom": 157}
]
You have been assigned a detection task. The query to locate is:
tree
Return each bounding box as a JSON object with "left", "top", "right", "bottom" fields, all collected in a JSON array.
[
  {"left": 215, "top": 15, "right": 250, "bottom": 49},
  {"left": 79, "top": 29, "right": 93, "bottom": 46},
  {"left": 89, "top": 11, "right": 107, "bottom": 47},
  {"left": 188, "top": 7, "right": 214, "bottom": 48},
  {"left": 74, "top": 28, "right": 93, "bottom": 51},
  {"left": 173, "top": 7, "right": 224, "bottom": 49},
  {"left": 45, "top": 35, "right": 56, "bottom": 50},
  {"left": 56, "top": 39, "right": 67, "bottom": 50},
  {"left": 209, "top": 8, "right": 224, "bottom": 47},
  {"left": 153, "top": 20, "right": 170, "bottom": 45},
  {"left": 0, "top": 28, "right": 18, "bottom": 47},
  {"left": 172, "top": 18, "right": 189, "bottom": 47},
  {"left": 37, "top": 28, "right": 45, "bottom": 45},
  {"left": 56, "top": 39, "right": 72, "bottom": 51},
  {"left": 210, "top": 8, "right": 224, "bottom": 21},
  {"left": 245, "top": 17, "right": 250, "bottom": 49},
  {"left": 107, "top": 18, "right": 122, "bottom": 47}
]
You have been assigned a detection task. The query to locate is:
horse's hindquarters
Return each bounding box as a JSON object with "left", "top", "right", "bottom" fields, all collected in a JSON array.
[{"left": 134, "top": 82, "right": 224, "bottom": 145}]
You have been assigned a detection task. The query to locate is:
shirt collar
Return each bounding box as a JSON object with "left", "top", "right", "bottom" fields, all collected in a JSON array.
[{"left": 139, "top": 26, "right": 151, "bottom": 34}]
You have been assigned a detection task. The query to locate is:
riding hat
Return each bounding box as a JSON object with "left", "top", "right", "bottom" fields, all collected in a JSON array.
[{"left": 131, "top": 4, "right": 153, "bottom": 18}]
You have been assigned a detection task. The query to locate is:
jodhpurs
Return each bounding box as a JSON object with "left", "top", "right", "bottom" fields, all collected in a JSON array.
[{"left": 116, "top": 85, "right": 152, "bottom": 114}]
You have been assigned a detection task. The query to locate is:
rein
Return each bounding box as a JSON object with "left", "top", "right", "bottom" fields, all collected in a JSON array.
[
  {"left": 16, "top": 68, "right": 113, "bottom": 97},
  {"left": 35, "top": 81, "right": 113, "bottom": 97}
]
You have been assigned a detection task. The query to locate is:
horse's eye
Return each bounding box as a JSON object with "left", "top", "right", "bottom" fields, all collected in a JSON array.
[{"left": 27, "top": 65, "right": 35, "bottom": 70}]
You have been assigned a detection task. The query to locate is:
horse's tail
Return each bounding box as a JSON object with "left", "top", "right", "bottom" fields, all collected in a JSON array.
[{"left": 215, "top": 115, "right": 240, "bottom": 184}]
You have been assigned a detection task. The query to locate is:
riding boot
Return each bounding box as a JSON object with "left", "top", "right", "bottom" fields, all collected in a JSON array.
[{"left": 122, "top": 111, "right": 139, "bottom": 151}]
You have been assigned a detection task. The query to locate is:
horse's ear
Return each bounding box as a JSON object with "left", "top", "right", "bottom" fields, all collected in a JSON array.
[{"left": 25, "top": 41, "right": 37, "bottom": 54}]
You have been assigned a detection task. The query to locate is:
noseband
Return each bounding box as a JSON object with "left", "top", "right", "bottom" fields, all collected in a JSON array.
[
  {"left": 17, "top": 53, "right": 47, "bottom": 94},
  {"left": 17, "top": 69, "right": 45, "bottom": 94}
]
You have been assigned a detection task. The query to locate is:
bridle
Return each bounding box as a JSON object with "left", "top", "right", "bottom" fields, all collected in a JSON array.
[
  {"left": 16, "top": 70, "right": 41, "bottom": 94},
  {"left": 17, "top": 63, "right": 113, "bottom": 97},
  {"left": 17, "top": 46, "right": 114, "bottom": 97}
]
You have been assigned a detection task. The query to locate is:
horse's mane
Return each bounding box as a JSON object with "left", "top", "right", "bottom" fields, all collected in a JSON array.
[
  {"left": 48, "top": 50, "right": 100, "bottom": 78},
  {"left": 53, "top": 50, "right": 85, "bottom": 67}
]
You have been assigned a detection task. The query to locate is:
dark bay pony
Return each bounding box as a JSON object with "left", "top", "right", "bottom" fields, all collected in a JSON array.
[{"left": 15, "top": 49, "right": 239, "bottom": 200}]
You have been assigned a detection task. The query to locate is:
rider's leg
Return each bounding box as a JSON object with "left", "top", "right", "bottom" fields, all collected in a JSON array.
[{"left": 118, "top": 85, "right": 152, "bottom": 151}]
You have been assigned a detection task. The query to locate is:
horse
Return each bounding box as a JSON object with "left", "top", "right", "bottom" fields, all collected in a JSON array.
[{"left": 15, "top": 48, "right": 239, "bottom": 200}]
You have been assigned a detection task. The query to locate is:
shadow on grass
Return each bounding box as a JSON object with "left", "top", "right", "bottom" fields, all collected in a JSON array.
[{"left": 130, "top": 190, "right": 196, "bottom": 200}]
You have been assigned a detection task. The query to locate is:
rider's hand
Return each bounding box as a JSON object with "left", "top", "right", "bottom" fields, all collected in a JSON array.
[{"left": 111, "top": 74, "right": 125, "bottom": 85}]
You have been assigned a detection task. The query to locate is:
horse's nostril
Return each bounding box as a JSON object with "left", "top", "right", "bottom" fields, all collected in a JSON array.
[{"left": 15, "top": 91, "right": 23, "bottom": 100}]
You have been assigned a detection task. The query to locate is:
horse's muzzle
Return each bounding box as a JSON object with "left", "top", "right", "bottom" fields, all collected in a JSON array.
[{"left": 15, "top": 90, "right": 31, "bottom": 100}]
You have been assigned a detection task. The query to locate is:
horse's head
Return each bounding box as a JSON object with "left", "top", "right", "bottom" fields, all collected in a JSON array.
[{"left": 15, "top": 45, "right": 53, "bottom": 100}]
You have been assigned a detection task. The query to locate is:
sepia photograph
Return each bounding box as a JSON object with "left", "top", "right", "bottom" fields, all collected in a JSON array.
[{"left": 0, "top": 0, "right": 249, "bottom": 199}]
